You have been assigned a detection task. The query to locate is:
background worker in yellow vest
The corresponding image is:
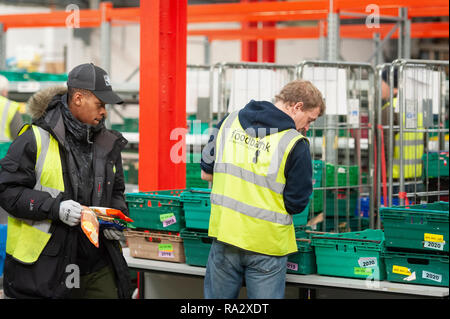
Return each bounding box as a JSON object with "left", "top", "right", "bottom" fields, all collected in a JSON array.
[
  {"left": 0, "top": 63, "right": 132, "bottom": 299},
  {"left": 0, "top": 75, "right": 24, "bottom": 225},
  {"left": 0, "top": 75, "right": 24, "bottom": 143},
  {"left": 201, "top": 80, "right": 325, "bottom": 299},
  {"left": 380, "top": 69, "right": 424, "bottom": 204}
]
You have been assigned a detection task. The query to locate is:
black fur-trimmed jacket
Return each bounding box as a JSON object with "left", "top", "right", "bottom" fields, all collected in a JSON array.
[{"left": 0, "top": 87, "right": 132, "bottom": 299}]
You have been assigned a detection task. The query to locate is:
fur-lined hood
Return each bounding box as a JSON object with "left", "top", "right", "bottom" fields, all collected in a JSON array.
[{"left": 27, "top": 86, "right": 67, "bottom": 120}]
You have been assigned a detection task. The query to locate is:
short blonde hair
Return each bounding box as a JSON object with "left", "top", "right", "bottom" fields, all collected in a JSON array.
[
  {"left": 275, "top": 80, "right": 325, "bottom": 116},
  {"left": 0, "top": 75, "right": 9, "bottom": 93}
]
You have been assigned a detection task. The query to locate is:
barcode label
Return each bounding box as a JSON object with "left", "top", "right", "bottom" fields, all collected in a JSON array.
[
  {"left": 286, "top": 262, "right": 298, "bottom": 271},
  {"left": 422, "top": 270, "right": 442, "bottom": 283}
]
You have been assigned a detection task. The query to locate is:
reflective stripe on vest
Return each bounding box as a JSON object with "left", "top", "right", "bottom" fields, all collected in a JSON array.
[
  {"left": 209, "top": 111, "right": 306, "bottom": 256},
  {"left": 6, "top": 125, "right": 64, "bottom": 264},
  {"left": 0, "top": 96, "right": 20, "bottom": 142},
  {"left": 391, "top": 98, "right": 424, "bottom": 179}
]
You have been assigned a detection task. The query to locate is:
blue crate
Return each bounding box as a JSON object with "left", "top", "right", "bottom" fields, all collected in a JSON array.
[{"left": 0, "top": 224, "right": 7, "bottom": 277}]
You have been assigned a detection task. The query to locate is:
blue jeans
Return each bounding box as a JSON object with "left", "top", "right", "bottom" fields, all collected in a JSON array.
[{"left": 204, "top": 239, "right": 288, "bottom": 299}]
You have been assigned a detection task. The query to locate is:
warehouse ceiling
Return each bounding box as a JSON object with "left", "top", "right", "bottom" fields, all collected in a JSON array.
[{"left": 0, "top": 0, "right": 240, "bottom": 9}]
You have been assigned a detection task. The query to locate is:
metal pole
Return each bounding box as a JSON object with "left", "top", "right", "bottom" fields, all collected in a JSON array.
[
  {"left": 326, "top": 7, "right": 340, "bottom": 165},
  {"left": 100, "top": 2, "right": 112, "bottom": 129},
  {"left": 0, "top": 23, "right": 6, "bottom": 70},
  {"left": 403, "top": 9, "right": 411, "bottom": 59},
  {"left": 326, "top": 13, "right": 340, "bottom": 62},
  {"left": 204, "top": 37, "right": 211, "bottom": 65}
]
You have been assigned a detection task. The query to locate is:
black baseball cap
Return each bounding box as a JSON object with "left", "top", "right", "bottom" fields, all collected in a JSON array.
[{"left": 67, "top": 63, "right": 123, "bottom": 104}]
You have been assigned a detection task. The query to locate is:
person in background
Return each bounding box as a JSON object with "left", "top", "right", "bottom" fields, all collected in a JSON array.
[
  {"left": 380, "top": 69, "right": 424, "bottom": 204},
  {"left": 0, "top": 63, "right": 132, "bottom": 299},
  {"left": 0, "top": 75, "right": 25, "bottom": 225},
  {"left": 201, "top": 80, "right": 325, "bottom": 299},
  {"left": 0, "top": 75, "right": 24, "bottom": 142}
]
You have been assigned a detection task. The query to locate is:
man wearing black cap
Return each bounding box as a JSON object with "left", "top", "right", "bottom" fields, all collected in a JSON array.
[{"left": 0, "top": 63, "right": 132, "bottom": 299}]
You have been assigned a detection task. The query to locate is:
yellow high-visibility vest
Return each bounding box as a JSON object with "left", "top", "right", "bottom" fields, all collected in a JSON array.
[
  {"left": 383, "top": 98, "right": 424, "bottom": 179},
  {"left": 208, "top": 111, "right": 307, "bottom": 256},
  {"left": 0, "top": 96, "right": 21, "bottom": 142},
  {"left": 6, "top": 125, "right": 64, "bottom": 264}
]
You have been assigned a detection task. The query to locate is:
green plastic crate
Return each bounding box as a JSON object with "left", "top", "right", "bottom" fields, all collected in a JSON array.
[
  {"left": 180, "top": 188, "right": 211, "bottom": 230},
  {"left": 0, "top": 71, "right": 31, "bottom": 82},
  {"left": 383, "top": 251, "right": 449, "bottom": 287},
  {"left": 311, "top": 229, "right": 386, "bottom": 280},
  {"left": 292, "top": 196, "right": 311, "bottom": 227},
  {"left": 311, "top": 160, "right": 324, "bottom": 213},
  {"left": 325, "top": 163, "right": 359, "bottom": 187},
  {"left": 125, "top": 189, "right": 186, "bottom": 231},
  {"left": 180, "top": 228, "right": 212, "bottom": 267},
  {"left": 422, "top": 152, "right": 449, "bottom": 178},
  {"left": 287, "top": 227, "right": 316, "bottom": 275},
  {"left": 325, "top": 189, "right": 358, "bottom": 217},
  {"left": 315, "top": 216, "right": 371, "bottom": 233},
  {"left": 0, "top": 142, "right": 11, "bottom": 160},
  {"left": 380, "top": 202, "right": 449, "bottom": 253}
]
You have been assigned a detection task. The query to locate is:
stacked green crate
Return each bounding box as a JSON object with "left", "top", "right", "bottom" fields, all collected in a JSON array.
[
  {"left": 325, "top": 163, "right": 359, "bottom": 187},
  {"left": 0, "top": 142, "right": 11, "bottom": 161},
  {"left": 180, "top": 228, "right": 212, "bottom": 267},
  {"left": 186, "top": 153, "right": 209, "bottom": 188},
  {"left": 125, "top": 189, "right": 186, "bottom": 231},
  {"left": 380, "top": 202, "right": 449, "bottom": 286},
  {"left": 323, "top": 163, "right": 359, "bottom": 219},
  {"left": 422, "top": 152, "right": 449, "bottom": 178},
  {"left": 310, "top": 160, "right": 323, "bottom": 213},
  {"left": 180, "top": 188, "right": 212, "bottom": 267},
  {"left": 380, "top": 202, "right": 449, "bottom": 253},
  {"left": 311, "top": 229, "right": 386, "bottom": 280},
  {"left": 287, "top": 227, "right": 316, "bottom": 275},
  {"left": 125, "top": 189, "right": 188, "bottom": 263},
  {"left": 0, "top": 71, "right": 67, "bottom": 82}
]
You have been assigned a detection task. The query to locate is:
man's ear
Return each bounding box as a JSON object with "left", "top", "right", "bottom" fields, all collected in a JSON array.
[
  {"left": 73, "top": 91, "right": 83, "bottom": 106},
  {"left": 294, "top": 101, "right": 303, "bottom": 113}
]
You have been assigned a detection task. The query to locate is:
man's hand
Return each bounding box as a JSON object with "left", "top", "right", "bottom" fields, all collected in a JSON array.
[
  {"left": 59, "top": 200, "right": 82, "bottom": 226},
  {"left": 104, "top": 228, "right": 122, "bottom": 241}
]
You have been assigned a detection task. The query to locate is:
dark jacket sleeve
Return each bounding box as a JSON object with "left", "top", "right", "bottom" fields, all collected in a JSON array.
[
  {"left": 0, "top": 128, "right": 62, "bottom": 221},
  {"left": 283, "top": 139, "right": 313, "bottom": 215},
  {"left": 110, "top": 152, "right": 129, "bottom": 216},
  {"left": 200, "top": 116, "right": 227, "bottom": 174}
]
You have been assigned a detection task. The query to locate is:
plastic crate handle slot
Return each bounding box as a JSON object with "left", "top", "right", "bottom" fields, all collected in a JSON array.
[
  {"left": 406, "top": 258, "right": 430, "bottom": 266},
  {"left": 145, "top": 236, "right": 162, "bottom": 243}
]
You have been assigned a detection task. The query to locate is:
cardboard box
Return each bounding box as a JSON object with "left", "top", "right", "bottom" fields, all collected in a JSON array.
[{"left": 125, "top": 229, "right": 185, "bottom": 263}]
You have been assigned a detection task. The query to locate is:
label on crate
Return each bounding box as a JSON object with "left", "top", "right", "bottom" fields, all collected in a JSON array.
[
  {"left": 158, "top": 243, "right": 174, "bottom": 258},
  {"left": 423, "top": 241, "right": 445, "bottom": 251},
  {"left": 424, "top": 233, "right": 444, "bottom": 243},
  {"left": 286, "top": 262, "right": 298, "bottom": 272},
  {"left": 354, "top": 267, "right": 373, "bottom": 276},
  {"left": 422, "top": 270, "right": 442, "bottom": 283},
  {"left": 358, "top": 257, "right": 378, "bottom": 268},
  {"left": 392, "top": 265, "right": 411, "bottom": 276},
  {"left": 160, "top": 213, "right": 177, "bottom": 227}
]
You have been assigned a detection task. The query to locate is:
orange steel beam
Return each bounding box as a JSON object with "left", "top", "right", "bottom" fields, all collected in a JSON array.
[
  {"left": 187, "top": 22, "right": 449, "bottom": 40},
  {"left": 1, "top": 1, "right": 448, "bottom": 29}
]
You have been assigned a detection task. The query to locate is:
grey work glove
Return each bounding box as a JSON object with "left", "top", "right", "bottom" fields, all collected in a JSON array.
[
  {"left": 103, "top": 228, "right": 122, "bottom": 241},
  {"left": 59, "top": 200, "right": 82, "bottom": 226}
]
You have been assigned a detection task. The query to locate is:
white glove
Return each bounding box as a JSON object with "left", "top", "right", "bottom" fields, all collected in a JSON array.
[
  {"left": 59, "top": 200, "right": 82, "bottom": 226},
  {"left": 103, "top": 228, "right": 122, "bottom": 241}
]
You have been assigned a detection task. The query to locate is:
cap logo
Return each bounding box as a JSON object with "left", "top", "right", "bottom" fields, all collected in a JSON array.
[{"left": 104, "top": 75, "right": 111, "bottom": 86}]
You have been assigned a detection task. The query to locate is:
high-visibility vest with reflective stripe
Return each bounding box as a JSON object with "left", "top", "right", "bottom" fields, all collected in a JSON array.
[
  {"left": 387, "top": 98, "right": 424, "bottom": 179},
  {"left": 209, "top": 111, "right": 307, "bottom": 256},
  {"left": 0, "top": 95, "right": 21, "bottom": 142},
  {"left": 6, "top": 125, "right": 64, "bottom": 264}
]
